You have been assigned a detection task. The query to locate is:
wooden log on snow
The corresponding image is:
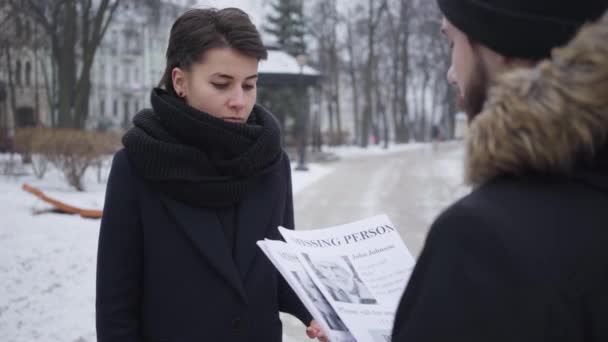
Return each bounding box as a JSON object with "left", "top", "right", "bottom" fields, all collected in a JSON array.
[{"left": 22, "top": 183, "right": 103, "bottom": 219}]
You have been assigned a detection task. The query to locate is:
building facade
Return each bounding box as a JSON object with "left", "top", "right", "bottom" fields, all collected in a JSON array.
[
  {"left": 88, "top": 0, "right": 195, "bottom": 131},
  {"left": 0, "top": 0, "right": 194, "bottom": 139}
]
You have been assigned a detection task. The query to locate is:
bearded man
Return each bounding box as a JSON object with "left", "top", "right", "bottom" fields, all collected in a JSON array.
[{"left": 392, "top": 2, "right": 608, "bottom": 341}]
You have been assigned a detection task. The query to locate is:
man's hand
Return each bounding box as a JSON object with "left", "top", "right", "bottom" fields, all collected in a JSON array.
[{"left": 306, "top": 320, "right": 329, "bottom": 342}]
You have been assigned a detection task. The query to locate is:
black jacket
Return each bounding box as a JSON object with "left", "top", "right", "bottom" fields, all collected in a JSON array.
[
  {"left": 96, "top": 150, "right": 311, "bottom": 341},
  {"left": 393, "top": 16, "right": 608, "bottom": 342},
  {"left": 392, "top": 169, "right": 608, "bottom": 341}
]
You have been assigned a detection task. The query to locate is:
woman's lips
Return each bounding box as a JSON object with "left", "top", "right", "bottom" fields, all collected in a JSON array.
[{"left": 223, "top": 117, "right": 245, "bottom": 123}]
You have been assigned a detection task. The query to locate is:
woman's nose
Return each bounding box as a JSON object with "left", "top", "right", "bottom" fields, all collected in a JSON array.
[{"left": 228, "top": 88, "right": 245, "bottom": 110}]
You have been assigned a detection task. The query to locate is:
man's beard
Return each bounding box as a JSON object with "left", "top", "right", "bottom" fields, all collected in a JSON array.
[{"left": 457, "top": 55, "right": 490, "bottom": 122}]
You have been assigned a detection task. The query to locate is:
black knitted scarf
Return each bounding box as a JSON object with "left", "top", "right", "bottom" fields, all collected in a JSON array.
[{"left": 122, "top": 88, "right": 283, "bottom": 208}]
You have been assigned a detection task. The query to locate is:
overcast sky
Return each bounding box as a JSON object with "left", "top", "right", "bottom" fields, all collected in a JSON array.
[
  {"left": 194, "top": 0, "right": 362, "bottom": 27},
  {"left": 195, "top": 0, "right": 268, "bottom": 26}
]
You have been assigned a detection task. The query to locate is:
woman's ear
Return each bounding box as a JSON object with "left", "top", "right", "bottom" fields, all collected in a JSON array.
[{"left": 172, "top": 67, "right": 187, "bottom": 97}]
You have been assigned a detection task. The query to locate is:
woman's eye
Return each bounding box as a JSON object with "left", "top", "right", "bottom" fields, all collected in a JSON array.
[
  {"left": 243, "top": 84, "right": 255, "bottom": 91},
  {"left": 212, "top": 83, "right": 229, "bottom": 90}
]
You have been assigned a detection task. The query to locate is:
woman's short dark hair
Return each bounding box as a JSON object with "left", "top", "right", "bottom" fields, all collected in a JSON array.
[{"left": 159, "top": 8, "right": 268, "bottom": 96}]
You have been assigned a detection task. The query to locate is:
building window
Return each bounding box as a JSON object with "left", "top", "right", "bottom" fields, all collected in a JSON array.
[
  {"left": 100, "top": 63, "right": 106, "bottom": 83},
  {"left": 113, "top": 99, "right": 118, "bottom": 117},
  {"left": 100, "top": 99, "right": 105, "bottom": 117},
  {"left": 113, "top": 66, "right": 118, "bottom": 85},
  {"left": 123, "top": 100, "right": 131, "bottom": 128},
  {"left": 25, "top": 20, "right": 31, "bottom": 42},
  {"left": 25, "top": 61, "right": 31, "bottom": 86},
  {"left": 134, "top": 100, "right": 139, "bottom": 113},
  {"left": 123, "top": 100, "right": 130, "bottom": 118},
  {"left": 15, "top": 60, "right": 22, "bottom": 86},
  {"left": 111, "top": 31, "right": 118, "bottom": 55},
  {"left": 134, "top": 67, "right": 139, "bottom": 82},
  {"left": 15, "top": 17, "right": 22, "bottom": 39},
  {"left": 124, "top": 32, "right": 131, "bottom": 52}
]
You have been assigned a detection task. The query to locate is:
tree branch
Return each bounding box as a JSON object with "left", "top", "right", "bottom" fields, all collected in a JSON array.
[{"left": 19, "top": 0, "right": 52, "bottom": 33}]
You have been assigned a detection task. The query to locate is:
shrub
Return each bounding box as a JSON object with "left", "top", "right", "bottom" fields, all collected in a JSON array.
[{"left": 15, "top": 127, "right": 121, "bottom": 190}]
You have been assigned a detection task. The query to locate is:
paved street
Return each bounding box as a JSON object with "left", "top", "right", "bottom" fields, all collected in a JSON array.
[{"left": 283, "top": 142, "right": 469, "bottom": 341}]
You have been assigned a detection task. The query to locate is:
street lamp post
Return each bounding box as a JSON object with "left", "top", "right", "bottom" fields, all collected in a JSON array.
[{"left": 295, "top": 54, "right": 309, "bottom": 171}]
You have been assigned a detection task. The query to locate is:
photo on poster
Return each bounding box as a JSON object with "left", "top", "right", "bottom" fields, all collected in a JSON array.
[
  {"left": 368, "top": 329, "right": 392, "bottom": 342},
  {"left": 291, "top": 271, "right": 348, "bottom": 332},
  {"left": 302, "top": 253, "right": 377, "bottom": 305}
]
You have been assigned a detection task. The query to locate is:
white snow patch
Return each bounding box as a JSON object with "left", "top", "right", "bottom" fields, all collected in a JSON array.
[
  {"left": 323, "top": 142, "right": 428, "bottom": 160},
  {"left": 0, "top": 152, "right": 330, "bottom": 342},
  {"left": 259, "top": 50, "right": 320, "bottom": 76},
  {"left": 290, "top": 163, "right": 334, "bottom": 196}
]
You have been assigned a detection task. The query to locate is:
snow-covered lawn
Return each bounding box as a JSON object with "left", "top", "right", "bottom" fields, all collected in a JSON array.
[
  {"left": 0, "top": 151, "right": 334, "bottom": 342},
  {"left": 0, "top": 142, "right": 461, "bottom": 342}
]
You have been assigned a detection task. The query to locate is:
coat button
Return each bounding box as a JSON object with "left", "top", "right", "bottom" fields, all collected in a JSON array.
[{"left": 231, "top": 317, "right": 243, "bottom": 333}]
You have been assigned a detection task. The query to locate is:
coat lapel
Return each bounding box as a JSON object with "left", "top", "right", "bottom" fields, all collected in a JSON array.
[
  {"left": 160, "top": 195, "right": 247, "bottom": 302},
  {"left": 234, "top": 172, "right": 280, "bottom": 279}
]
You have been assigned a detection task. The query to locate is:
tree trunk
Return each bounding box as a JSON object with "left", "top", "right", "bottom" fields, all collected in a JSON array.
[
  {"left": 330, "top": 42, "right": 342, "bottom": 145},
  {"left": 34, "top": 38, "right": 40, "bottom": 125},
  {"left": 74, "top": 71, "right": 92, "bottom": 128},
  {"left": 56, "top": 1, "right": 78, "bottom": 128},
  {"left": 4, "top": 46, "right": 18, "bottom": 129},
  {"left": 40, "top": 56, "right": 56, "bottom": 127},
  {"left": 386, "top": 0, "right": 410, "bottom": 144},
  {"left": 361, "top": 3, "right": 375, "bottom": 148},
  {"left": 398, "top": 33, "right": 410, "bottom": 143},
  {"left": 361, "top": 0, "right": 387, "bottom": 148},
  {"left": 346, "top": 21, "right": 360, "bottom": 146},
  {"left": 327, "top": 96, "right": 335, "bottom": 145}
]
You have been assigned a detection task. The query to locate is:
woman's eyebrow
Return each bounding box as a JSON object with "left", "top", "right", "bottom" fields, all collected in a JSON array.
[{"left": 211, "top": 73, "right": 258, "bottom": 80}]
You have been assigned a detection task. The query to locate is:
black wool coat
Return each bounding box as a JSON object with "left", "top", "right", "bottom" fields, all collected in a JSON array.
[{"left": 96, "top": 150, "right": 311, "bottom": 342}]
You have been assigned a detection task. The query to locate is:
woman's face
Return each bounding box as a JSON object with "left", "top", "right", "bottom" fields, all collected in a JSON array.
[{"left": 172, "top": 47, "right": 259, "bottom": 123}]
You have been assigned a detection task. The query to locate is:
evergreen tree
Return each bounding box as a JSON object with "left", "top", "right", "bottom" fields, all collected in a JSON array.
[{"left": 264, "top": 0, "right": 307, "bottom": 56}]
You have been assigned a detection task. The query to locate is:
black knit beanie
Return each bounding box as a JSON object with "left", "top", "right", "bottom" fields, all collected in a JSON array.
[{"left": 437, "top": 0, "right": 608, "bottom": 59}]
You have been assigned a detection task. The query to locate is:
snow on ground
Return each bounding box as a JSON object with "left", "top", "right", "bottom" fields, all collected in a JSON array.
[
  {"left": 0, "top": 151, "right": 334, "bottom": 342},
  {"left": 323, "top": 142, "right": 429, "bottom": 160},
  {"left": 0, "top": 142, "right": 464, "bottom": 342},
  {"left": 290, "top": 163, "right": 333, "bottom": 196},
  {"left": 0, "top": 157, "right": 110, "bottom": 342}
]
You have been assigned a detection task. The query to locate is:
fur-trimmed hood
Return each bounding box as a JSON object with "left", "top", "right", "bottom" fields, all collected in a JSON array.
[{"left": 466, "top": 12, "right": 608, "bottom": 187}]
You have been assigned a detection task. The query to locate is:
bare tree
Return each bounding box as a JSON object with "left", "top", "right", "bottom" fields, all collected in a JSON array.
[
  {"left": 0, "top": 4, "right": 21, "bottom": 131},
  {"left": 345, "top": 13, "right": 362, "bottom": 145},
  {"left": 9, "top": 0, "right": 120, "bottom": 128},
  {"left": 360, "top": 0, "right": 388, "bottom": 148},
  {"left": 304, "top": 0, "right": 452, "bottom": 146},
  {"left": 385, "top": 0, "right": 412, "bottom": 143},
  {"left": 8, "top": 0, "right": 161, "bottom": 129},
  {"left": 308, "top": 0, "right": 344, "bottom": 145},
  {"left": 403, "top": 1, "right": 452, "bottom": 141}
]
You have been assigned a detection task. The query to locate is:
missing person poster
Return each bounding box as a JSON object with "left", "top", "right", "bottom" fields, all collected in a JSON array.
[{"left": 258, "top": 215, "right": 415, "bottom": 342}]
